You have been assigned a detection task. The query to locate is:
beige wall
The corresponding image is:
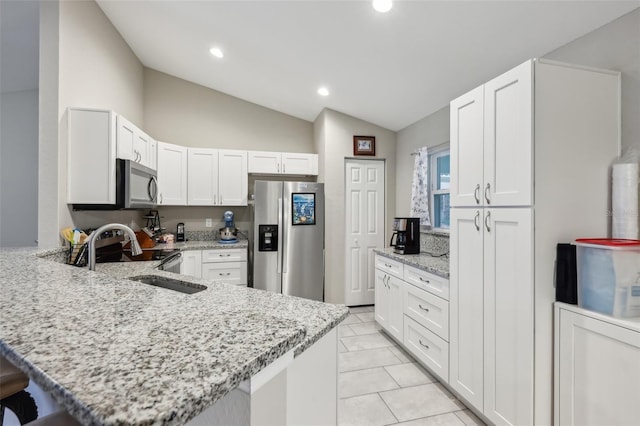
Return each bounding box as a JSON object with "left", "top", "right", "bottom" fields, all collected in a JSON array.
[
  {"left": 143, "top": 68, "right": 313, "bottom": 152},
  {"left": 38, "top": 0, "right": 146, "bottom": 245},
  {"left": 543, "top": 7, "right": 639, "bottom": 154},
  {"left": 315, "top": 108, "right": 396, "bottom": 305},
  {"left": 395, "top": 106, "right": 449, "bottom": 217}
]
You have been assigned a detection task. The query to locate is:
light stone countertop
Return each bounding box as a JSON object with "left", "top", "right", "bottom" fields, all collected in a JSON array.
[
  {"left": 0, "top": 245, "right": 347, "bottom": 426},
  {"left": 374, "top": 248, "right": 449, "bottom": 278}
]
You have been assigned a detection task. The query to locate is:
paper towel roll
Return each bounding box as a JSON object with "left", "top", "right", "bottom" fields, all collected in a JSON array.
[{"left": 612, "top": 162, "right": 639, "bottom": 239}]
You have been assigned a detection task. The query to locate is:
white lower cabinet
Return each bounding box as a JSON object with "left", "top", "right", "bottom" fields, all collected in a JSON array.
[
  {"left": 450, "top": 208, "right": 533, "bottom": 425},
  {"left": 403, "top": 316, "right": 449, "bottom": 382},
  {"left": 374, "top": 268, "right": 403, "bottom": 342},
  {"left": 180, "top": 248, "right": 247, "bottom": 285},
  {"left": 180, "top": 250, "right": 202, "bottom": 279},
  {"left": 555, "top": 304, "right": 640, "bottom": 426},
  {"left": 374, "top": 254, "right": 450, "bottom": 383}
]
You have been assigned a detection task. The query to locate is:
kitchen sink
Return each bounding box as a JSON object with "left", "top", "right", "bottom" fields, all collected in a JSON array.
[{"left": 128, "top": 275, "right": 207, "bottom": 294}]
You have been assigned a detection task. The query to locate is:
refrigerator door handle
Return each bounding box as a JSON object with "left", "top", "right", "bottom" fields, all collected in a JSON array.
[
  {"left": 281, "top": 196, "right": 288, "bottom": 274},
  {"left": 277, "top": 197, "right": 283, "bottom": 274}
]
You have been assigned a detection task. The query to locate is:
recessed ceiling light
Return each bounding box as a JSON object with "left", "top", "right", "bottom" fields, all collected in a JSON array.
[
  {"left": 209, "top": 47, "right": 224, "bottom": 59},
  {"left": 372, "top": 0, "right": 392, "bottom": 13},
  {"left": 317, "top": 87, "right": 330, "bottom": 97}
]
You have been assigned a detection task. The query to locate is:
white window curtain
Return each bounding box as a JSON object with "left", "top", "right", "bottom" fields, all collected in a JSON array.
[{"left": 410, "top": 147, "right": 431, "bottom": 228}]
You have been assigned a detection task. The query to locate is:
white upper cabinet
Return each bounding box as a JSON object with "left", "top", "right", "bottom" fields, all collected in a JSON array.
[
  {"left": 187, "top": 148, "right": 247, "bottom": 206},
  {"left": 157, "top": 142, "right": 188, "bottom": 205},
  {"left": 218, "top": 150, "right": 248, "bottom": 205},
  {"left": 281, "top": 153, "right": 318, "bottom": 175},
  {"left": 451, "top": 60, "right": 533, "bottom": 207},
  {"left": 187, "top": 148, "right": 219, "bottom": 205},
  {"left": 248, "top": 151, "right": 318, "bottom": 175},
  {"left": 450, "top": 86, "right": 484, "bottom": 207},
  {"left": 116, "top": 115, "right": 156, "bottom": 170},
  {"left": 67, "top": 108, "right": 117, "bottom": 204}
]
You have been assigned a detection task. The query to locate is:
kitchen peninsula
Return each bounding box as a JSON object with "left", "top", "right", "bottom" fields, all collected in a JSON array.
[{"left": 0, "top": 247, "right": 348, "bottom": 425}]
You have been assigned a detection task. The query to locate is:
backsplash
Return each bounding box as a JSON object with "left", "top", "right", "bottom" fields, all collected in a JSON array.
[{"left": 420, "top": 230, "right": 449, "bottom": 256}]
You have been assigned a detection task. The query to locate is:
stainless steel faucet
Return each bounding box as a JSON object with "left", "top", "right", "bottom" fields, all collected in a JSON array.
[{"left": 87, "top": 223, "right": 143, "bottom": 270}]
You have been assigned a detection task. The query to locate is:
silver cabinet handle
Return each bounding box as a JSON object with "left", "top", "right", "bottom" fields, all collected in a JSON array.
[
  {"left": 385, "top": 263, "right": 392, "bottom": 268},
  {"left": 219, "top": 253, "right": 231, "bottom": 257},
  {"left": 419, "top": 340, "right": 430, "bottom": 349},
  {"left": 418, "top": 276, "right": 430, "bottom": 284},
  {"left": 219, "top": 272, "right": 231, "bottom": 276},
  {"left": 485, "top": 210, "right": 491, "bottom": 233},
  {"left": 474, "top": 211, "right": 480, "bottom": 231},
  {"left": 485, "top": 183, "right": 491, "bottom": 204},
  {"left": 474, "top": 184, "right": 480, "bottom": 204},
  {"left": 159, "top": 193, "right": 163, "bottom": 204},
  {"left": 418, "top": 304, "right": 430, "bottom": 312},
  {"left": 283, "top": 163, "right": 286, "bottom": 173},
  {"left": 277, "top": 163, "right": 280, "bottom": 173}
]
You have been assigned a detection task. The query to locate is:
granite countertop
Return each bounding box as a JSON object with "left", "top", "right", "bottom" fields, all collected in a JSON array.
[
  {"left": 0, "top": 246, "right": 348, "bottom": 426},
  {"left": 374, "top": 248, "right": 449, "bottom": 279}
]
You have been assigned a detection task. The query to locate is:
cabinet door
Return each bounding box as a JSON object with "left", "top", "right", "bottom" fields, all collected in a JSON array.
[
  {"left": 116, "top": 115, "right": 135, "bottom": 161},
  {"left": 483, "top": 208, "right": 533, "bottom": 425},
  {"left": 157, "top": 142, "right": 188, "bottom": 205},
  {"left": 67, "top": 108, "right": 116, "bottom": 204},
  {"left": 387, "top": 275, "right": 404, "bottom": 342},
  {"left": 187, "top": 148, "right": 219, "bottom": 205},
  {"left": 148, "top": 139, "right": 157, "bottom": 171},
  {"left": 218, "top": 150, "right": 248, "bottom": 206},
  {"left": 374, "top": 269, "right": 389, "bottom": 329},
  {"left": 134, "top": 131, "right": 150, "bottom": 167},
  {"left": 180, "top": 250, "right": 202, "bottom": 278},
  {"left": 557, "top": 308, "right": 640, "bottom": 426},
  {"left": 281, "top": 153, "right": 318, "bottom": 175},
  {"left": 483, "top": 60, "right": 533, "bottom": 207},
  {"left": 450, "top": 86, "right": 484, "bottom": 207},
  {"left": 248, "top": 151, "right": 281, "bottom": 174},
  {"left": 449, "top": 208, "right": 484, "bottom": 408}
]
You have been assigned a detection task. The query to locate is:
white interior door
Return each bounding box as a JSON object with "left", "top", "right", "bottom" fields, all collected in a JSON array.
[{"left": 345, "top": 159, "right": 385, "bottom": 306}]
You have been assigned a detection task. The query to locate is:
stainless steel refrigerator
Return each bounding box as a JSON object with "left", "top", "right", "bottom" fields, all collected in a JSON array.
[{"left": 253, "top": 181, "right": 325, "bottom": 301}]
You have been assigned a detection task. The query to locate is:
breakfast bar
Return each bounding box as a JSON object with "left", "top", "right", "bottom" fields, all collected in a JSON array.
[{"left": 0, "top": 248, "right": 348, "bottom": 425}]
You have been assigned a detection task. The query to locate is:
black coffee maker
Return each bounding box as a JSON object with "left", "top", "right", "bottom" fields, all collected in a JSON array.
[{"left": 390, "top": 217, "right": 420, "bottom": 254}]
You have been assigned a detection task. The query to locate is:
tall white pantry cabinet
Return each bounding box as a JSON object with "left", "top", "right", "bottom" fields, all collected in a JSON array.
[{"left": 449, "top": 59, "right": 620, "bottom": 425}]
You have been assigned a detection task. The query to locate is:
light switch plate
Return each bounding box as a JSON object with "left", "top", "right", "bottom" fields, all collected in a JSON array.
[{"left": 205, "top": 218, "right": 212, "bottom": 228}]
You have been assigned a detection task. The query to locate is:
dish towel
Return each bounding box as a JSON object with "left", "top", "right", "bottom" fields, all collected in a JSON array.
[{"left": 410, "top": 147, "right": 431, "bottom": 227}]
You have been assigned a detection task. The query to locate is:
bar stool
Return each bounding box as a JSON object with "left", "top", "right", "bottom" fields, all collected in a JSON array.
[{"left": 0, "top": 354, "right": 38, "bottom": 424}]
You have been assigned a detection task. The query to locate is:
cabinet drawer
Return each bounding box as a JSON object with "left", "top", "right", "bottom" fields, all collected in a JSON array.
[
  {"left": 403, "top": 316, "right": 449, "bottom": 383},
  {"left": 374, "top": 255, "right": 403, "bottom": 279},
  {"left": 404, "top": 265, "right": 449, "bottom": 301},
  {"left": 202, "top": 248, "right": 247, "bottom": 263},
  {"left": 404, "top": 284, "right": 449, "bottom": 341},
  {"left": 201, "top": 262, "right": 247, "bottom": 285}
]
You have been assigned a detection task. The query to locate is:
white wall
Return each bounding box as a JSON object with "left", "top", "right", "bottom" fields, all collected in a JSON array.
[
  {"left": 1, "top": 90, "right": 39, "bottom": 247},
  {"left": 314, "top": 108, "right": 396, "bottom": 304},
  {"left": 395, "top": 106, "right": 449, "bottom": 217}
]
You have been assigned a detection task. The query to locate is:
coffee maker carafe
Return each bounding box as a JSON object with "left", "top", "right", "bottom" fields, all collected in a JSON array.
[{"left": 390, "top": 217, "right": 420, "bottom": 255}]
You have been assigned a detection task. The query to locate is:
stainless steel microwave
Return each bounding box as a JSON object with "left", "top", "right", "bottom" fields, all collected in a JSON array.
[{"left": 72, "top": 159, "right": 157, "bottom": 210}]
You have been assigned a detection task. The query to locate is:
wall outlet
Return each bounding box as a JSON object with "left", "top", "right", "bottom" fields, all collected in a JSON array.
[{"left": 205, "top": 218, "right": 213, "bottom": 228}]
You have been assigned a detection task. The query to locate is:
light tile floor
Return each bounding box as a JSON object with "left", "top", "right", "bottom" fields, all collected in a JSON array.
[{"left": 338, "top": 306, "right": 486, "bottom": 426}]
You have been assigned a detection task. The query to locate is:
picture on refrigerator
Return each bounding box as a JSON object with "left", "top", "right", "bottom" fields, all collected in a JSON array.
[{"left": 292, "top": 193, "right": 316, "bottom": 225}]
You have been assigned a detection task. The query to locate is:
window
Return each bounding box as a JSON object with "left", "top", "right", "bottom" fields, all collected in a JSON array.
[{"left": 430, "top": 147, "right": 450, "bottom": 230}]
